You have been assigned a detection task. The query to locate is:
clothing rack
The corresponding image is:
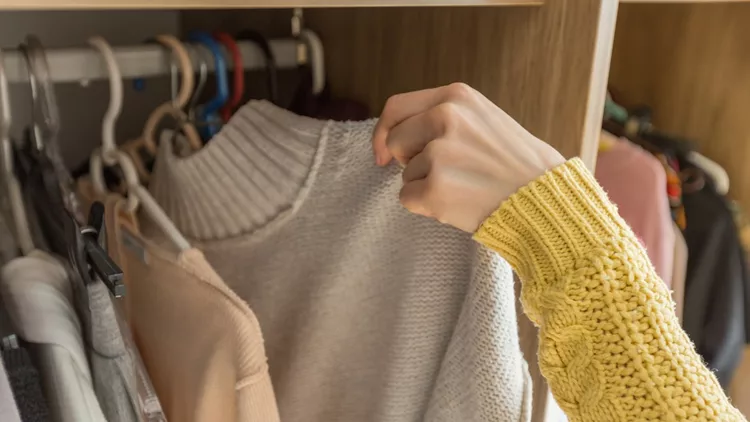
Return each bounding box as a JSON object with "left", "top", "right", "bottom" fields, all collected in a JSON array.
[{"left": 1, "top": 39, "right": 302, "bottom": 84}]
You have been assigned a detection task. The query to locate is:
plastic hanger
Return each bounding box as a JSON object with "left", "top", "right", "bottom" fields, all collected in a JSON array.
[
  {"left": 299, "top": 29, "right": 325, "bottom": 96},
  {"left": 88, "top": 36, "right": 123, "bottom": 167},
  {"left": 19, "top": 36, "right": 86, "bottom": 257},
  {"left": 688, "top": 151, "right": 730, "bottom": 195},
  {"left": 140, "top": 35, "right": 202, "bottom": 156},
  {"left": 212, "top": 31, "right": 244, "bottom": 122},
  {"left": 0, "top": 48, "right": 34, "bottom": 255},
  {"left": 121, "top": 35, "right": 201, "bottom": 183},
  {"left": 86, "top": 37, "right": 190, "bottom": 252},
  {"left": 237, "top": 30, "right": 278, "bottom": 105},
  {"left": 187, "top": 31, "right": 228, "bottom": 140}
]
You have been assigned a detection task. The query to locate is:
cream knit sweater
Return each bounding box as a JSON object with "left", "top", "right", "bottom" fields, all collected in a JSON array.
[{"left": 148, "top": 101, "right": 532, "bottom": 421}]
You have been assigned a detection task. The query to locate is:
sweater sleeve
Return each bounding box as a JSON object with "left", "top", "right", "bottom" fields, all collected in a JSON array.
[{"left": 473, "top": 158, "right": 745, "bottom": 422}]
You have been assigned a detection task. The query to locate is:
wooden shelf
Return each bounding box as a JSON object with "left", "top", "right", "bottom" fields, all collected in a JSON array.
[
  {"left": 621, "top": 0, "right": 750, "bottom": 3},
  {"left": 0, "top": 0, "right": 541, "bottom": 10}
]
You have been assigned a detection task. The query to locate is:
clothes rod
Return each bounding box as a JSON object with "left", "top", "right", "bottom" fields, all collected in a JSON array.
[{"left": 1, "top": 39, "right": 302, "bottom": 84}]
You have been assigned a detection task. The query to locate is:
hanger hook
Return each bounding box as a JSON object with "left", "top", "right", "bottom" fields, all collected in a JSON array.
[
  {"left": 237, "top": 30, "right": 278, "bottom": 105},
  {"left": 88, "top": 36, "right": 123, "bottom": 167},
  {"left": 187, "top": 31, "right": 228, "bottom": 140},
  {"left": 212, "top": 31, "right": 244, "bottom": 122},
  {"left": 299, "top": 29, "right": 325, "bottom": 95},
  {"left": 20, "top": 35, "right": 60, "bottom": 152},
  {"left": 186, "top": 48, "right": 208, "bottom": 124},
  {"left": 154, "top": 35, "right": 194, "bottom": 110},
  {"left": 0, "top": 48, "right": 34, "bottom": 255}
]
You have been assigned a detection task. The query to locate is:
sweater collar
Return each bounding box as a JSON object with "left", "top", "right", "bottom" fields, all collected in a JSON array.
[{"left": 149, "top": 101, "right": 329, "bottom": 241}]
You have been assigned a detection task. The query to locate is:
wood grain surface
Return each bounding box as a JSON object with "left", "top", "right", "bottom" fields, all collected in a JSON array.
[
  {"left": 610, "top": 2, "right": 750, "bottom": 211},
  {"left": 0, "top": 0, "right": 541, "bottom": 11}
]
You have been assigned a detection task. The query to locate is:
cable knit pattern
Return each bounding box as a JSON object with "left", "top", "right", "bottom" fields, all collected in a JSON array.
[
  {"left": 148, "top": 101, "right": 532, "bottom": 422},
  {"left": 475, "top": 158, "right": 745, "bottom": 421}
]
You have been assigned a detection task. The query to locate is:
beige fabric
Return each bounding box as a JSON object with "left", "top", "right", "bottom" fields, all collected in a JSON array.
[
  {"left": 148, "top": 101, "right": 532, "bottom": 422},
  {"left": 78, "top": 181, "right": 279, "bottom": 422},
  {"left": 671, "top": 223, "right": 688, "bottom": 322}
]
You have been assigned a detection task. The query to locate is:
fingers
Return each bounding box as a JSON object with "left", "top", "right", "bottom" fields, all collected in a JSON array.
[
  {"left": 373, "top": 83, "right": 475, "bottom": 166},
  {"left": 402, "top": 148, "right": 432, "bottom": 183},
  {"left": 399, "top": 179, "right": 431, "bottom": 217},
  {"left": 372, "top": 86, "right": 446, "bottom": 166},
  {"left": 385, "top": 109, "right": 444, "bottom": 165}
]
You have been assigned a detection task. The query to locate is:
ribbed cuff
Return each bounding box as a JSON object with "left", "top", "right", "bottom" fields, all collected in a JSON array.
[{"left": 474, "top": 158, "right": 639, "bottom": 303}]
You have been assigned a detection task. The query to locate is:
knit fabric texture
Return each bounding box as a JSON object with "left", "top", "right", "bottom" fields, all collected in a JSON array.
[
  {"left": 147, "top": 101, "right": 532, "bottom": 421},
  {"left": 475, "top": 158, "right": 745, "bottom": 421},
  {"left": 2, "top": 347, "right": 51, "bottom": 422}
]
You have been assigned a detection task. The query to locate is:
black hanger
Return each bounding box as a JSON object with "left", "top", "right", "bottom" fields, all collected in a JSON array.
[{"left": 236, "top": 30, "right": 279, "bottom": 105}]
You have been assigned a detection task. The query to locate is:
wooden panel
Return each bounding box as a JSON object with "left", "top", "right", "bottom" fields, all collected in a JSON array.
[
  {"left": 622, "top": 0, "right": 750, "bottom": 3},
  {"left": 183, "top": 3, "right": 617, "bottom": 420},
  {"left": 303, "top": 1, "right": 618, "bottom": 165},
  {"left": 0, "top": 0, "right": 541, "bottom": 11},
  {"left": 609, "top": 3, "right": 750, "bottom": 210}
]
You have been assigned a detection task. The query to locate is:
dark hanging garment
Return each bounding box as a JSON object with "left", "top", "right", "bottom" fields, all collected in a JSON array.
[
  {"left": 2, "top": 346, "right": 51, "bottom": 422},
  {"left": 289, "top": 67, "right": 370, "bottom": 121},
  {"left": 681, "top": 165, "right": 748, "bottom": 388}
]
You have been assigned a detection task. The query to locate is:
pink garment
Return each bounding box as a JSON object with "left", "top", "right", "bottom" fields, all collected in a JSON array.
[{"left": 595, "top": 133, "right": 675, "bottom": 286}]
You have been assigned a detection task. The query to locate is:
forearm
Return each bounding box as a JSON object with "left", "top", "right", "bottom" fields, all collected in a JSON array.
[{"left": 474, "top": 159, "right": 744, "bottom": 422}]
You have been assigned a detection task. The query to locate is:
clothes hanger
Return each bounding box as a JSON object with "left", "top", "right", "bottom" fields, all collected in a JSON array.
[
  {"left": 687, "top": 151, "right": 730, "bottom": 195},
  {"left": 236, "top": 30, "right": 278, "bottom": 105},
  {"left": 17, "top": 36, "right": 84, "bottom": 256},
  {"left": 140, "top": 35, "right": 202, "bottom": 155},
  {"left": 86, "top": 37, "right": 190, "bottom": 252},
  {"left": 186, "top": 31, "right": 228, "bottom": 140},
  {"left": 88, "top": 36, "right": 122, "bottom": 168},
  {"left": 0, "top": 48, "right": 34, "bottom": 255},
  {"left": 121, "top": 35, "right": 201, "bottom": 183},
  {"left": 212, "top": 31, "right": 244, "bottom": 122},
  {"left": 299, "top": 29, "right": 325, "bottom": 96}
]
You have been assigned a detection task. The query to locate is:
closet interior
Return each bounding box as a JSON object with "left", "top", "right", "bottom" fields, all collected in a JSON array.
[
  {"left": 605, "top": 1, "right": 750, "bottom": 420},
  {"left": 5, "top": 0, "right": 749, "bottom": 421}
]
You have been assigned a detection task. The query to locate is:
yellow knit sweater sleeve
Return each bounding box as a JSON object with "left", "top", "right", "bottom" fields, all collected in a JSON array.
[{"left": 474, "top": 158, "right": 746, "bottom": 422}]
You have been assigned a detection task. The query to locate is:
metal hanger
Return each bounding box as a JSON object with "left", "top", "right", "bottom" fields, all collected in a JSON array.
[
  {"left": 187, "top": 31, "right": 228, "bottom": 140},
  {"left": 0, "top": 48, "right": 34, "bottom": 255},
  {"left": 213, "top": 31, "right": 245, "bottom": 122},
  {"left": 237, "top": 29, "right": 278, "bottom": 105},
  {"left": 86, "top": 36, "right": 190, "bottom": 252}
]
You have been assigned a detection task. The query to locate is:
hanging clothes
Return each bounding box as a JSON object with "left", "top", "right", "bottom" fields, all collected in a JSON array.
[
  {"left": 681, "top": 164, "right": 749, "bottom": 388},
  {"left": 146, "top": 101, "right": 532, "bottom": 422},
  {"left": 672, "top": 223, "right": 688, "bottom": 323},
  {"left": 0, "top": 354, "right": 21, "bottom": 422},
  {"left": 0, "top": 251, "right": 106, "bottom": 422},
  {"left": 595, "top": 132, "right": 675, "bottom": 285},
  {"left": 1, "top": 346, "right": 50, "bottom": 422},
  {"left": 76, "top": 181, "right": 280, "bottom": 422}
]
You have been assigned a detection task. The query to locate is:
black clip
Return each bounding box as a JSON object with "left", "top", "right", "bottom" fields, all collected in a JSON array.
[{"left": 83, "top": 201, "right": 125, "bottom": 298}]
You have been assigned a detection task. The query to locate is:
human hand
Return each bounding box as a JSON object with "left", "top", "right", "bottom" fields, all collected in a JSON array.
[{"left": 372, "top": 83, "right": 566, "bottom": 233}]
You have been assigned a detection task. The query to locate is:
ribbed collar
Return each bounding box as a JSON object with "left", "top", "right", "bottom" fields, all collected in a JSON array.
[{"left": 149, "top": 101, "right": 329, "bottom": 241}]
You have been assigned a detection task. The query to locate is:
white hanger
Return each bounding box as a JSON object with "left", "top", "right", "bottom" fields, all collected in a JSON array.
[
  {"left": 688, "top": 151, "right": 730, "bottom": 195},
  {"left": 88, "top": 36, "right": 190, "bottom": 252},
  {"left": 300, "top": 29, "right": 325, "bottom": 95},
  {"left": 88, "top": 36, "right": 122, "bottom": 166},
  {"left": 0, "top": 48, "right": 34, "bottom": 255}
]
